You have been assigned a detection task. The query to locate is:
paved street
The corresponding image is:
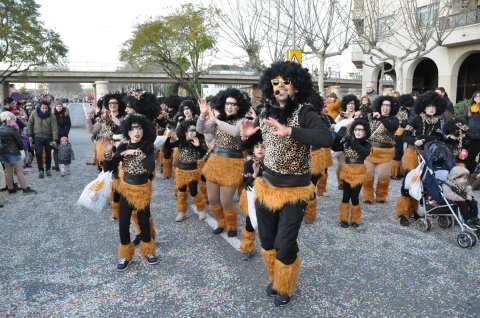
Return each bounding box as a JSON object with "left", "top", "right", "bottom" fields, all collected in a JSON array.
[{"left": 0, "top": 126, "right": 478, "bottom": 318}]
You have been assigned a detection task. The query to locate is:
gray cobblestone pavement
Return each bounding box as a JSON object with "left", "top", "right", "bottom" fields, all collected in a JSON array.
[{"left": 0, "top": 127, "right": 479, "bottom": 317}]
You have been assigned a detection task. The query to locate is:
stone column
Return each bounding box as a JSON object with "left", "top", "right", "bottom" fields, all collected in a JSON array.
[
  {"left": 251, "top": 85, "right": 263, "bottom": 108},
  {"left": 94, "top": 81, "right": 109, "bottom": 103}
]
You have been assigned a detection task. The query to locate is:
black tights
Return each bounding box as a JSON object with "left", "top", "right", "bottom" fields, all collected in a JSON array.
[
  {"left": 178, "top": 180, "right": 199, "bottom": 196},
  {"left": 119, "top": 196, "right": 151, "bottom": 245},
  {"left": 342, "top": 182, "right": 362, "bottom": 205},
  {"left": 245, "top": 216, "right": 254, "bottom": 232}
]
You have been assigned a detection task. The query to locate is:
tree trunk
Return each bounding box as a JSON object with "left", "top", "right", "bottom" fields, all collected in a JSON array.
[
  {"left": 394, "top": 61, "right": 404, "bottom": 94},
  {"left": 316, "top": 54, "right": 325, "bottom": 96}
]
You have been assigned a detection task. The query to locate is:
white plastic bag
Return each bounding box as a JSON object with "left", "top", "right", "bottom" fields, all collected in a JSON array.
[
  {"left": 404, "top": 162, "right": 424, "bottom": 201},
  {"left": 154, "top": 135, "right": 168, "bottom": 150},
  {"left": 246, "top": 188, "right": 258, "bottom": 230},
  {"left": 77, "top": 171, "right": 113, "bottom": 212}
]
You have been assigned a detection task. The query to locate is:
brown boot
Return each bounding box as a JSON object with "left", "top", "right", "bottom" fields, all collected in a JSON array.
[
  {"left": 303, "top": 198, "right": 317, "bottom": 224},
  {"left": 396, "top": 195, "right": 411, "bottom": 226},
  {"left": 224, "top": 208, "right": 238, "bottom": 237},
  {"left": 350, "top": 204, "right": 362, "bottom": 227},
  {"left": 375, "top": 178, "right": 390, "bottom": 203},
  {"left": 339, "top": 202, "right": 350, "bottom": 228},
  {"left": 210, "top": 204, "right": 225, "bottom": 234},
  {"left": 362, "top": 177, "right": 374, "bottom": 203}
]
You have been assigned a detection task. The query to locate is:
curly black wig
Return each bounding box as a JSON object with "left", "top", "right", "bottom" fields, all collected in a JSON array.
[
  {"left": 340, "top": 94, "right": 360, "bottom": 111},
  {"left": 444, "top": 117, "right": 468, "bottom": 136},
  {"left": 176, "top": 119, "right": 198, "bottom": 142},
  {"left": 179, "top": 98, "right": 199, "bottom": 117},
  {"left": 96, "top": 97, "right": 104, "bottom": 109},
  {"left": 258, "top": 61, "right": 313, "bottom": 104},
  {"left": 372, "top": 95, "right": 399, "bottom": 116},
  {"left": 211, "top": 88, "right": 251, "bottom": 120},
  {"left": 307, "top": 91, "right": 325, "bottom": 113},
  {"left": 349, "top": 117, "right": 371, "bottom": 139},
  {"left": 125, "top": 91, "right": 160, "bottom": 121},
  {"left": 398, "top": 94, "right": 415, "bottom": 109},
  {"left": 241, "top": 130, "right": 263, "bottom": 155},
  {"left": 121, "top": 113, "right": 156, "bottom": 144},
  {"left": 164, "top": 95, "right": 182, "bottom": 112},
  {"left": 414, "top": 90, "right": 447, "bottom": 115},
  {"left": 103, "top": 93, "right": 126, "bottom": 115}
]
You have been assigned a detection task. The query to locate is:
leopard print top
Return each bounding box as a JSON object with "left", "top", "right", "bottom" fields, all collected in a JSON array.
[
  {"left": 369, "top": 118, "right": 395, "bottom": 145},
  {"left": 215, "top": 119, "right": 240, "bottom": 150},
  {"left": 99, "top": 117, "right": 117, "bottom": 139},
  {"left": 396, "top": 108, "right": 409, "bottom": 124},
  {"left": 178, "top": 142, "right": 206, "bottom": 165},
  {"left": 343, "top": 141, "right": 361, "bottom": 159},
  {"left": 122, "top": 150, "right": 148, "bottom": 175},
  {"left": 260, "top": 105, "right": 311, "bottom": 175}
]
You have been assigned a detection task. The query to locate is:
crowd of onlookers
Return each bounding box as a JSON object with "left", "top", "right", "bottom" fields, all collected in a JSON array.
[{"left": 0, "top": 96, "right": 73, "bottom": 208}]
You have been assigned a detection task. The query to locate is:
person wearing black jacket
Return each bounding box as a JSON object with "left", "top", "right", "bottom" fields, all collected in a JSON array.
[
  {"left": 165, "top": 119, "right": 207, "bottom": 222},
  {"left": 396, "top": 91, "right": 447, "bottom": 226},
  {"left": 240, "top": 61, "right": 333, "bottom": 307},
  {"left": 464, "top": 91, "right": 480, "bottom": 173},
  {"left": 52, "top": 101, "right": 71, "bottom": 171},
  {"left": 103, "top": 113, "right": 158, "bottom": 271},
  {"left": 0, "top": 111, "right": 35, "bottom": 194},
  {"left": 391, "top": 94, "right": 415, "bottom": 180},
  {"left": 362, "top": 96, "right": 399, "bottom": 204},
  {"left": 333, "top": 118, "right": 371, "bottom": 228}
]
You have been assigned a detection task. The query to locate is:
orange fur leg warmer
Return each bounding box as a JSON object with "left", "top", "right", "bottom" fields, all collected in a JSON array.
[
  {"left": 163, "top": 157, "right": 172, "bottom": 178},
  {"left": 303, "top": 198, "right": 317, "bottom": 224},
  {"left": 317, "top": 173, "right": 327, "bottom": 195},
  {"left": 391, "top": 160, "right": 402, "bottom": 178},
  {"left": 118, "top": 242, "right": 134, "bottom": 261},
  {"left": 396, "top": 195, "right": 411, "bottom": 218},
  {"left": 375, "top": 178, "right": 390, "bottom": 203},
  {"left": 362, "top": 177, "right": 374, "bottom": 203},
  {"left": 240, "top": 228, "right": 256, "bottom": 254},
  {"left": 339, "top": 202, "right": 350, "bottom": 223},
  {"left": 192, "top": 192, "right": 206, "bottom": 212},
  {"left": 408, "top": 197, "right": 419, "bottom": 215},
  {"left": 176, "top": 191, "right": 188, "bottom": 213},
  {"left": 261, "top": 248, "right": 276, "bottom": 282},
  {"left": 210, "top": 204, "right": 225, "bottom": 229},
  {"left": 139, "top": 240, "right": 156, "bottom": 257},
  {"left": 273, "top": 257, "right": 301, "bottom": 297},
  {"left": 149, "top": 215, "right": 156, "bottom": 239},
  {"left": 110, "top": 198, "right": 119, "bottom": 220},
  {"left": 224, "top": 208, "right": 238, "bottom": 232},
  {"left": 336, "top": 167, "right": 343, "bottom": 187},
  {"left": 351, "top": 204, "right": 362, "bottom": 225}
]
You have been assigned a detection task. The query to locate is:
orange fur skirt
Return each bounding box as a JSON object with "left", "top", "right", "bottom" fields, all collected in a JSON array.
[
  {"left": 111, "top": 178, "right": 120, "bottom": 192},
  {"left": 395, "top": 127, "right": 405, "bottom": 137},
  {"left": 202, "top": 154, "right": 244, "bottom": 187},
  {"left": 238, "top": 189, "right": 249, "bottom": 217},
  {"left": 254, "top": 177, "right": 315, "bottom": 212},
  {"left": 175, "top": 168, "right": 201, "bottom": 189},
  {"left": 366, "top": 146, "right": 394, "bottom": 164},
  {"left": 311, "top": 149, "right": 325, "bottom": 176},
  {"left": 403, "top": 147, "right": 419, "bottom": 172},
  {"left": 94, "top": 140, "right": 104, "bottom": 162},
  {"left": 321, "top": 147, "right": 333, "bottom": 167},
  {"left": 340, "top": 163, "right": 367, "bottom": 187}
]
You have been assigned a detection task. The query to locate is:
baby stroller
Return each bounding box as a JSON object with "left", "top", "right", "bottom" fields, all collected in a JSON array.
[{"left": 414, "top": 141, "right": 479, "bottom": 248}]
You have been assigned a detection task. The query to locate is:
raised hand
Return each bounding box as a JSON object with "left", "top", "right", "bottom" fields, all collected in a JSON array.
[
  {"left": 191, "top": 137, "right": 200, "bottom": 147},
  {"left": 241, "top": 119, "right": 260, "bottom": 138},
  {"left": 262, "top": 117, "right": 291, "bottom": 137},
  {"left": 199, "top": 98, "right": 208, "bottom": 115}
]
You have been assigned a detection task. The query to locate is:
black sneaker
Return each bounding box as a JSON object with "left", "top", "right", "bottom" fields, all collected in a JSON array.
[
  {"left": 133, "top": 235, "right": 141, "bottom": 246},
  {"left": 241, "top": 252, "right": 253, "bottom": 261},
  {"left": 146, "top": 254, "right": 158, "bottom": 265},
  {"left": 46, "top": 170, "right": 52, "bottom": 177},
  {"left": 340, "top": 221, "right": 349, "bottom": 228},
  {"left": 22, "top": 187, "right": 36, "bottom": 195},
  {"left": 117, "top": 259, "right": 130, "bottom": 271},
  {"left": 399, "top": 216, "right": 410, "bottom": 226},
  {"left": 212, "top": 227, "right": 224, "bottom": 235},
  {"left": 274, "top": 294, "right": 291, "bottom": 307},
  {"left": 39, "top": 171, "right": 44, "bottom": 179},
  {"left": 351, "top": 222, "right": 359, "bottom": 228},
  {"left": 412, "top": 213, "right": 421, "bottom": 220},
  {"left": 265, "top": 283, "right": 278, "bottom": 297},
  {"left": 8, "top": 188, "right": 17, "bottom": 194},
  {"left": 227, "top": 229, "right": 237, "bottom": 237}
]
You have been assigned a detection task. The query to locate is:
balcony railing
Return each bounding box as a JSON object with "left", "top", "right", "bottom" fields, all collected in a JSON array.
[{"left": 441, "top": 8, "right": 480, "bottom": 29}]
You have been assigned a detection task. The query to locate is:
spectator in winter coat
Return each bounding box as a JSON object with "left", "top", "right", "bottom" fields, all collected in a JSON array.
[{"left": 52, "top": 101, "right": 71, "bottom": 171}]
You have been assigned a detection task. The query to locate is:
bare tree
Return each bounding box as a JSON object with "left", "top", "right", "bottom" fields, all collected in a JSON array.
[
  {"left": 292, "top": 0, "right": 355, "bottom": 94},
  {"left": 354, "top": 0, "right": 459, "bottom": 93},
  {"left": 261, "top": 0, "right": 292, "bottom": 64}
]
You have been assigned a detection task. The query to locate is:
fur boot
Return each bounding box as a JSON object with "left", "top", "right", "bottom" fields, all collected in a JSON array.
[
  {"left": 317, "top": 173, "right": 327, "bottom": 195},
  {"left": 261, "top": 248, "right": 276, "bottom": 282},
  {"left": 240, "top": 228, "right": 256, "bottom": 254},
  {"left": 375, "top": 178, "right": 390, "bottom": 203},
  {"left": 390, "top": 160, "right": 402, "bottom": 178},
  {"left": 139, "top": 240, "right": 156, "bottom": 257},
  {"left": 163, "top": 157, "right": 172, "bottom": 179},
  {"left": 224, "top": 208, "right": 238, "bottom": 237},
  {"left": 396, "top": 195, "right": 411, "bottom": 218},
  {"left": 118, "top": 242, "right": 134, "bottom": 261},
  {"left": 303, "top": 197, "right": 317, "bottom": 224},
  {"left": 110, "top": 199, "right": 119, "bottom": 220},
  {"left": 200, "top": 179, "right": 208, "bottom": 201},
  {"left": 210, "top": 204, "right": 225, "bottom": 232},
  {"left": 176, "top": 191, "right": 188, "bottom": 213},
  {"left": 272, "top": 257, "right": 301, "bottom": 297},
  {"left": 362, "top": 177, "right": 375, "bottom": 203},
  {"left": 339, "top": 202, "right": 350, "bottom": 223},
  {"left": 351, "top": 204, "right": 362, "bottom": 225},
  {"left": 336, "top": 168, "right": 343, "bottom": 187},
  {"left": 192, "top": 192, "right": 206, "bottom": 212},
  {"left": 408, "top": 197, "right": 419, "bottom": 216}
]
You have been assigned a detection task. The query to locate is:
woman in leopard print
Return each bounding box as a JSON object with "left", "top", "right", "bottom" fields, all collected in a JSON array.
[
  {"left": 332, "top": 118, "right": 371, "bottom": 228},
  {"left": 196, "top": 88, "right": 250, "bottom": 237},
  {"left": 362, "top": 96, "right": 399, "bottom": 204}
]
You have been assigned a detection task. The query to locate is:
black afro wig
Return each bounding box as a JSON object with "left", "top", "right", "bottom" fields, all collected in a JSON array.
[
  {"left": 444, "top": 117, "right": 468, "bottom": 136},
  {"left": 125, "top": 91, "right": 160, "bottom": 121},
  {"left": 373, "top": 95, "right": 399, "bottom": 117},
  {"left": 258, "top": 61, "right": 313, "bottom": 104},
  {"left": 414, "top": 90, "right": 447, "bottom": 115},
  {"left": 307, "top": 91, "right": 325, "bottom": 113},
  {"left": 176, "top": 119, "right": 199, "bottom": 143},
  {"left": 179, "top": 98, "right": 199, "bottom": 117},
  {"left": 103, "top": 93, "right": 126, "bottom": 115},
  {"left": 340, "top": 94, "right": 360, "bottom": 111},
  {"left": 121, "top": 113, "right": 156, "bottom": 144},
  {"left": 349, "top": 117, "right": 371, "bottom": 139},
  {"left": 398, "top": 94, "right": 415, "bottom": 109},
  {"left": 211, "top": 88, "right": 251, "bottom": 120},
  {"left": 241, "top": 130, "right": 263, "bottom": 156},
  {"left": 164, "top": 95, "right": 182, "bottom": 113}
]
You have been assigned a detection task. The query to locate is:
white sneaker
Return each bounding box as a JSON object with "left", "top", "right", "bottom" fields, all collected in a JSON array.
[
  {"left": 175, "top": 213, "right": 185, "bottom": 222},
  {"left": 198, "top": 211, "right": 206, "bottom": 220}
]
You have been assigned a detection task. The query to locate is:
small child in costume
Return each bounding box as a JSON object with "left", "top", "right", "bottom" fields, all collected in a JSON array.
[
  {"left": 442, "top": 166, "right": 480, "bottom": 227},
  {"left": 50, "top": 137, "right": 75, "bottom": 176},
  {"left": 238, "top": 132, "right": 264, "bottom": 261}
]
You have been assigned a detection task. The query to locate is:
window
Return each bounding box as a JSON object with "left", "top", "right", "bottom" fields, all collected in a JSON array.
[
  {"left": 378, "top": 15, "right": 394, "bottom": 37},
  {"left": 418, "top": 2, "right": 439, "bottom": 27}
]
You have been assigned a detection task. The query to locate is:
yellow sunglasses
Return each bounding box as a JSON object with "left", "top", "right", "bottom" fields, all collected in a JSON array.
[{"left": 271, "top": 78, "right": 292, "bottom": 86}]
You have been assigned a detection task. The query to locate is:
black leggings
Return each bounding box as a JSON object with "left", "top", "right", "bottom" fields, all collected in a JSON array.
[
  {"left": 393, "top": 135, "right": 404, "bottom": 161},
  {"left": 245, "top": 216, "right": 254, "bottom": 232},
  {"left": 178, "top": 180, "right": 199, "bottom": 197},
  {"left": 118, "top": 195, "right": 151, "bottom": 245},
  {"left": 456, "top": 200, "right": 478, "bottom": 221},
  {"left": 342, "top": 182, "right": 362, "bottom": 205}
]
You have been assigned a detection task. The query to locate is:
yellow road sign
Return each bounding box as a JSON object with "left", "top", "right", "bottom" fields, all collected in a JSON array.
[{"left": 287, "top": 49, "right": 302, "bottom": 64}]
